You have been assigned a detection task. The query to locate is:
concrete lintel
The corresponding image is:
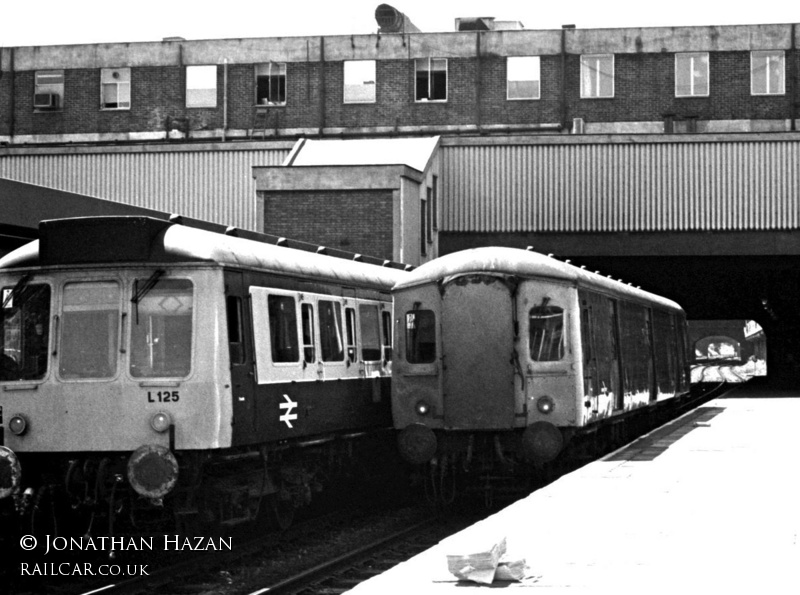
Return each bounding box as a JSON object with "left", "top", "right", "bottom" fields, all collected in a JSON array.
[{"left": 253, "top": 164, "right": 423, "bottom": 192}]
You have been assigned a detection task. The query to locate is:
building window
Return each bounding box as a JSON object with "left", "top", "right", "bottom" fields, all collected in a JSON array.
[
  {"left": 507, "top": 56, "right": 540, "bottom": 100},
  {"left": 580, "top": 55, "right": 614, "bottom": 98},
  {"left": 101, "top": 68, "right": 131, "bottom": 110},
  {"left": 751, "top": 51, "right": 785, "bottom": 95},
  {"left": 344, "top": 60, "right": 376, "bottom": 103},
  {"left": 675, "top": 53, "right": 709, "bottom": 97},
  {"left": 255, "top": 63, "right": 286, "bottom": 105},
  {"left": 34, "top": 70, "right": 64, "bottom": 110},
  {"left": 415, "top": 58, "right": 447, "bottom": 102},
  {"left": 186, "top": 65, "right": 217, "bottom": 108}
]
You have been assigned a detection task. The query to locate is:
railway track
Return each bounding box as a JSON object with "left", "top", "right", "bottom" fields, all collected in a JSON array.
[{"left": 38, "top": 505, "right": 455, "bottom": 595}]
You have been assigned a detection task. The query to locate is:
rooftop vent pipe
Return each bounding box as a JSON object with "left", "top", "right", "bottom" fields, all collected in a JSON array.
[{"left": 375, "top": 4, "right": 420, "bottom": 33}]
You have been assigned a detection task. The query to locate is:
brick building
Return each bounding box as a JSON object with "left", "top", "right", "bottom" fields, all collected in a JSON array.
[{"left": 0, "top": 16, "right": 799, "bottom": 266}]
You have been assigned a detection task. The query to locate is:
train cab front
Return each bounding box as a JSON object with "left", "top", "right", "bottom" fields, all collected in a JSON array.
[{"left": 0, "top": 250, "right": 231, "bottom": 528}]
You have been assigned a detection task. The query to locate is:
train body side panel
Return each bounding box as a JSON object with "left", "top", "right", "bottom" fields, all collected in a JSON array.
[{"left": 234, "top": 272, "right": 394, "bottom": 447}]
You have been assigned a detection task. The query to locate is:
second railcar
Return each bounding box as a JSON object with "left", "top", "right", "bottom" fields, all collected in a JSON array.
[{"left": 392, "top": 247, "right": 690, "bottom": 482}]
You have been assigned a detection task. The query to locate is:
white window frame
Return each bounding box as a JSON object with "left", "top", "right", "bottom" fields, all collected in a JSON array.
[
  {"left": 186, "top": 65, "right": 217, "bottom": 108},
  {"left": 751, "top": 50, "right": 785, "bottom": 96},
  {"left": 101, "top": 68, "right": 131, "bottom": 110},
  {"left": 675, "top": 52, "right": 709, "bottom": 97},
  {"left": 580, "top": 54, "right": 614, "bottom": 98},
  {"left": 507, "top": 56, "right": 541, "bottom": 100},
  {"left": 255, "top": 62, "right": 287, "bottom": 106},
  {"left": 415, "top": 57, "right": 448, "bottom": 102},
  {"left": 343, "top": 60, "right": 376, "bottom": 104}
]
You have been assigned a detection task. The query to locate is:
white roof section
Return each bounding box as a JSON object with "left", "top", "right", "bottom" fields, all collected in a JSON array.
[
  {"left": 393, "top": 246, "right": 683, "bottom": 312},
  {"left": 285, "top": 136, "right": 440, "bottom": 173}
]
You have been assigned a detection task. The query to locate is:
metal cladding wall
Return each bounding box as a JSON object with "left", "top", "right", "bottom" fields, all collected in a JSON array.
[
  {"left": 0, "top": 147, "right": 290, "bottom": 231},
  {"left": 441, "top": 135, "right": 800, "bottom": 233}
]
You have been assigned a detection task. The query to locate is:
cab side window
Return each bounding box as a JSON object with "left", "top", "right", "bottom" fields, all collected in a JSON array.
[
  {"left": 405, "top": 310, "right": 436, "bottom": 363},
  {"left": 529, "top": 304, "right": 564, "bottom": 361}
]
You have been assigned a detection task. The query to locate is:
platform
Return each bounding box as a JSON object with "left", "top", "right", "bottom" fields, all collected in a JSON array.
[{"left": 349, "top": 383, "right": 800, "bottom": 593}]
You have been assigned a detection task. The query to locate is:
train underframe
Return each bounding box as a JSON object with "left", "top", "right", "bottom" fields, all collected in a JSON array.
[
  {"left": 1, "top": 430, "right": 394, "bottom": 539},
  {"left": 414, "top": 394, "right": 695, "bottom": 507}
]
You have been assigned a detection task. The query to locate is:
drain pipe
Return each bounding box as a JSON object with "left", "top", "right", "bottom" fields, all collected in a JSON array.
[
  {"left": 222, "top": 58, "right": 228, "bottom": 141},
  {"left": 792, "top": 23, "right": 797, "bottom": 131},
  {"left": 561, "top": 25, "right": 575, "bottom": 131}
]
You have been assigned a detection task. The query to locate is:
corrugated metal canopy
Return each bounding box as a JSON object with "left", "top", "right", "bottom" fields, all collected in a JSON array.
[{"left": 286, "top": 136, "right": 440, "bottom": 173}]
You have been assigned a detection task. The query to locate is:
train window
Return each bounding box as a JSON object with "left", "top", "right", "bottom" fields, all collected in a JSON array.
[
  {"left": 405, "top": 310, "right": 436, "bottom": 364},
  {"left": 60, "top": 281, "right": 120, "bottom": 379},
  {"left": 382, "top": 311, "right": 392, "bottom": 362},
  {"left": 1, "top": 283, "right": 51, "bottom": 381},
  {"left": 529, "top": 305, "right": 565, "bottom": 362},
  {"left": 226, "top": 296, "right": 245, "bottom": 365},
  {"left": 345, "top": 307, "right": 357, "bottom": 362},
  {"left": 129, "top": 279, "right": 193, "bottom": 378},
  {"left": 359, "top": 304, "right": 381, "bottom": 362},
  {"left": 319, "top": 300, "right": 344, "bottom": 362},
  {"left": 301, "top": 303, "right": 316, "bottom": 364},
  {"left": 268, "top": 295, "right": 299, "bottom": 363}
]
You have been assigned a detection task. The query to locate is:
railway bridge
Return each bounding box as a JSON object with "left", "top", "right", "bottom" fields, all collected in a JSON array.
[{"left": 3, "top": 132, "right": 800, "bottom": 384}]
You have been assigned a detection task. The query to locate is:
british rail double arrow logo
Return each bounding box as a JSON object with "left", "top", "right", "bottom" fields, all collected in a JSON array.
[{"left": 279, "top": 394, "right": 298, "bottom": 428}]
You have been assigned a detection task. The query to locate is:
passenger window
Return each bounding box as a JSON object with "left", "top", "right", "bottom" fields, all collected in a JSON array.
[
  {"left": 359, "top": 304, "right": 381, "bottom": 362},
  {"left": 529, "top": 304, "right": 564, "bottom": 362},
  {"left": 268, "top": 295, "right": 299, "bottom": 363},
  {"left": 345, "top": 307, "right": 356, "bottom": 362},
  {"left": 381, "top": 311, "right": 392, "bottom": 362},
  {"left": 319, "top": 300, "right": 344, "bottom": 362},
  {"left": 226, "top": 295, "right": 245, "bottom": 365},
  {"left": 1, "top": 283, "right": 51, "bottom": 381},
  {"left": 129, "top": 279, "right": 193, "bottom": 378},
  {"left": 61, "top": 281, "right": 121, "bottom": 379},
  {"left": 405, "top": 310, "right": 436, "bottom": 363},
  {"left": 301, "top": 303, "right": 316, "bottom": 363}
]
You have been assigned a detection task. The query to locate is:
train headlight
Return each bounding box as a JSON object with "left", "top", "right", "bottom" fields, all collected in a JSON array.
[
  {"left": 536, "top": 396, "right": 555, "bottom": 414},
  {"left": 8, "top": 414, "right": 28, "bottom": 436},
  {"left": 415, "top": 400, "right": 431, "bottom": 416},
  {"left": 150, "top": 411, "right": 172, "bottom": 433}
]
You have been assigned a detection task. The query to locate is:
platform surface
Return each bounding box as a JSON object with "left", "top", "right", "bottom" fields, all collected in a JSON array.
[{"left": 349, "top": 384, "right": 800, "bottom": 594}]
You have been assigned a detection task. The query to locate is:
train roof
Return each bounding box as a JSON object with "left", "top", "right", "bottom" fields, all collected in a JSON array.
[
  {"left": 393, "top": 246, "right": 683, "bottom": 312},
  {"left": 0, "top": 216, "right": 406, "bottom": 291}
]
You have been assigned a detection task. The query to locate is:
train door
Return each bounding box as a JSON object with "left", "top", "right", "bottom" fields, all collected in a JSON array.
[
  {"left": 225, "top": 271, "right": 257, "bottom": 442},
  {"left": 610, "top": 300, "right": 624, "bottom": 410},
  {"left": 580, "top": 295, "right": 599, "bottom": 421},
  {"left": 441, "top": 275, "right": 515, "bottom": 429},
  {"left": 645, "top": 308, "right": 657, "bottom": 402}
]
